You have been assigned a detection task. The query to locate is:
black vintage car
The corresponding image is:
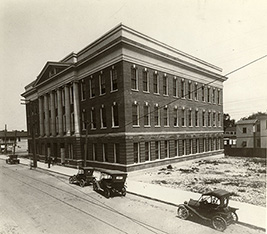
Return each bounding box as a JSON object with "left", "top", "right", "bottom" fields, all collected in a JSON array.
[
  {"left": 6, "top": 155, "right": 20, "bottom": 164},
  {"left": 92, "top": 169, "right": 127, "bottom": 198},
  {"left": 177, "top": 189, "right": 238, "bottom": 232},
  {"left": 69, "top": 167, "right": 95, "bottom": 187}
]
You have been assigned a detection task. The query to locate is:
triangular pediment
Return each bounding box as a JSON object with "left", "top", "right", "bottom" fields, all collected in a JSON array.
[{"left": 34, "top": 61, "right": 72, "bottom": 86}]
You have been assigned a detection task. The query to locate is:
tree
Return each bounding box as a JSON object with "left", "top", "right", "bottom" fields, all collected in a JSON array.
[
  {"left": 223, "top": 113, "right": 236, "bottom": 132},
  {"left": 241, "top": 111, "right": 267, "bottom": 120}
]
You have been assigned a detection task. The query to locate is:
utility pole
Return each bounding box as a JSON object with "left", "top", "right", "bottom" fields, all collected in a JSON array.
[
  {"left": 12, "top": 130, "right": 17, "bottom": 155},
  {"left": 4, "top": 124, "right": 7, "bottom": 154}
]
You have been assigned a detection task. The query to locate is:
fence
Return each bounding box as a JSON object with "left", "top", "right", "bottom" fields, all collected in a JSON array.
[{"left": 224, "top": 146, "right": 267, "bottom": 158}]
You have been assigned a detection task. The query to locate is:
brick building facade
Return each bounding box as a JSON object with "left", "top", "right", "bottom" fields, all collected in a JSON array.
[{"left": 22, "top": 24, "right": 227, "bottom": 171}]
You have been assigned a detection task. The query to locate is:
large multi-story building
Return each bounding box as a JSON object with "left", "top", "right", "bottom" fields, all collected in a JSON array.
[{"left": 22, "top": 24, "right": 227, "bottom": 171}]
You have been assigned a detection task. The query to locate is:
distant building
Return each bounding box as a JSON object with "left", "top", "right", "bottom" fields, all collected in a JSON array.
[
  {"left": 0, "top": 130, "right": 28, "bottom": 153},
  {"left": 223, "top": 126, "right": 236, "bottom": 146},
  {"left": 21, "top": 24, "right": 227, "bottom": 171},
  {"left": 236, "top": 116, "right": 267, "bottom": 149}
]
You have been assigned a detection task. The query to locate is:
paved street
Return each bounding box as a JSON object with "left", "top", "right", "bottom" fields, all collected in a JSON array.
[{"left": 0, "top": 160, "right": 264, "bottom": 234}]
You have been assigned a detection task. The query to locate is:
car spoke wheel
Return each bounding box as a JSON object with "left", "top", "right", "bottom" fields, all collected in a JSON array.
[
  {"left": 231, "top": 212, "right": 238, "bottom": 223},
  {"left": 177, "top": 205, "right": 190, "bottom": 220},
  {"left": 105, "top": 189, "right": 111, "bottom": 198},
  {"left": 212, "top": 216, "right": 227, "bottom": 232},
  {"left": 69, "top": 177, "right": 73, "bottom": 184},
  {"left": 79, "top": 179, "right": 86, "bottom": 187},
  {"left": 121, "top": 187, "right": 126, "bottom": 196}
]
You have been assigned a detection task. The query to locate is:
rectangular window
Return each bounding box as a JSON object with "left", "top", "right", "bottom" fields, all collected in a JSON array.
[
  {"left": 131, "top": 67, "right": 138, "bottom": 90},
  {"left": 91, "top": 108, "right": 96, "bottom": 129},
  {"left": 163, "top": 106, "right": 169, "bottom": 127},
  {"left": 102, "top": 144, "right": 108, "bottom": 162},
  {"left": 89, "top": 77, "right": 95, "bottom": 98},
  {"left": 62, "top": 89, "right": 65, "bottom": 106},
  {"left": 202, "top": 86, "right": 205, "bottom": 102},
  {"left": 181, "top": 109, "right": 186, "bottom": 127},
  {"left": 71, "top": 112, "right": 75, "bottom": 133},
  {"left": 218, "top": 113, "right": 221, "bottom": 127},
  {"left": 143, "top": 70, "right": 149, "bottom": 92},
  {"left": 181, "top": 79, "right": 185, "bottom": 98},
  {"left": 195, "top": 110, "right": 199, "bottom": 127},
  {"left": 155, "top": 141, "right": 160, "bottom": 159},
  {"left": 194, "top": 83, "right": 198, "bottom": 100},
  {"left": 81, "top": 110, "right": 86, "bottom": 130},
  {"left": 213, "top": 112, "right": 216, "bottom": 127},
  {"left": 182, "top": 140, "right": 186, "bottom": 155},
  {"left": 163, "top": 75, "right": 168, "bottom": 95},
  {"left": 164, "top": 141, "right": 170, "bottom": 158},
  {"left": 173, "top": 77, "right": 178, "bottom": 97},
  {"left": 145, "top": 142, "right": 150, "bottom": 161},
  {"left": 110, "top": 68, "right": 118, "bottom": 91},
  {"left": 68, "top": 144, "right": 73, "bottom": 159},
  {"left": 203, "top": 138, "right": 206, "bottom": 152},
  {"left": 114, "top": 143, "right": 120, "bottom": 163},
  {"left": 132, "top": 103, "right": 139, "bottom": 126},
  {"left": 174, "top": 107, "right": 178, "bottom": 127},
  {"left": 243, "top": 127, "right": 247, "bottom": 133},
  {"left": 112, "top": 103, "right": 119, "bottom": 127},
  {"left": 133, "top": 143, "right": 139, "bottom": 163},
  {"left": 100, "top": 105, "right": 107, "bottom": 128},
  {"left": 188, "top": 109, "right": 192, "bottom": 127},
  {"left": 175, "top": 140, "right": 179, "bottom": 156},
  {"left": 153, "top": 72, "right": 159, "bottom": 94},
  {"left": 144, "top": 104, "right": 150, "bottom": 126},
  {"left": 188, "top": 81, "right": 192, "bottom": 99},
  {"left": 212, "top": 89, "right": 216, "bottom": 104},
  {"left": 202, "top": 111, "right": 206, "bottom": 127},
  {"left": 208, "top": 112, "right": 211, "bottom": 127},
  {"left": 207, "top": 87, "right": 211, "bottom": 103},
  {"left": 154, "top": 105, "right": 160, "bottom": 126},
  {"left": 189, "top": 139, "right": 193, "bottom": 154},
  {"left": 81, "top": 81, "right": 86, "bottom": 101},
  {"left": 70, "top": 85, "right": 74, "bottom": 104},
  {"left": 63, "top": 114, "right": 66, "bottom": 133},
  {"left": 217, "top": 89, "right": 221, "bottom": 104},
  {"left": 196, "top": 139, "right": 200, "bottom": 153},
  {"left": 99, "top": 74, "right": 106, "bottom": 95}
]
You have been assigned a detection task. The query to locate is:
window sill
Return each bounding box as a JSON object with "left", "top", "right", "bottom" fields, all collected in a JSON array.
[
  {"left": 110, "top": 89, "right": 118, "bottom": 93},
  {"left": 133, "top": 125, "right": 140, "bottom": 128},
  {"left": 131, "top": 89, "right": 139, "bottom": 92},
  {"left": 112, "top": 126, "right": 119, "bottom": 129},
  {"left": 143, "top": 91, "right": 150, "bottom": 94}
]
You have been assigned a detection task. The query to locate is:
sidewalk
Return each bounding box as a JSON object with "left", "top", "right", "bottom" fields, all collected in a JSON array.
[{"left": 1, "top": 154, "right": 266, "bottom": 230}]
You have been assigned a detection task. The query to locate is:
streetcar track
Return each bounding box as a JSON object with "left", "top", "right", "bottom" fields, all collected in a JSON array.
[{"left": 2, "top": 165, "right": 169, "bottom": 234}]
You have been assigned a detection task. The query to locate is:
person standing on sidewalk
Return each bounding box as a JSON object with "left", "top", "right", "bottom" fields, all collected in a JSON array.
[{"left": 48, "top": 156, "right": 51, "bottom": 168}]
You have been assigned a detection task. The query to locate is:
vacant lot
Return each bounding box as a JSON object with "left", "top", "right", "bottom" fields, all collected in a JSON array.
[{"left": 129, "top": 155, "right": 266, "bottom": 207}]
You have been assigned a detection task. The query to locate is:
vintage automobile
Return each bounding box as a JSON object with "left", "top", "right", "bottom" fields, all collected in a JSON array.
[
  {"left": 177, "top": 189, "right": 238, "bottom": 232},
  {"left": 69, "top": 167, "right": 95, "bottom": 187},
  {"left": 6, "top": 154, "right": 20, "bottom": 164},
  {"left": 92, "top": 169, "right": 127, "bottom": 198}
]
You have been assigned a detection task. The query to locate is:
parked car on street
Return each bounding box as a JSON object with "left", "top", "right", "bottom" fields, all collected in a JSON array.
[
  {"left": 69, "top": 167, "right": 95, "bottom": 187},
  {"left": 6, "top": 154, "right": 20, "bottom": 164},
  {"left": 177, "top": 189, "right": 238, "bottom": 232},
  {"left": 92, "top": 169, "right": 127, "bottom": 198}
]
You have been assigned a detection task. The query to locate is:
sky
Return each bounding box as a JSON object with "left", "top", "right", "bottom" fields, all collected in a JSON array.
[{"left": 0, "top": 0, "right": 266, "bottom": 130}]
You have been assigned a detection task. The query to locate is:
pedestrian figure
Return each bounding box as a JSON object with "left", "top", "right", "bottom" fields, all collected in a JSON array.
[{"left": 48, "top": 157, "right": 51, "bottom": 168}]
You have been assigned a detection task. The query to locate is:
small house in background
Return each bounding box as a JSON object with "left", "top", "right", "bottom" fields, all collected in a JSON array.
[
  {"left": 0, "top": 130, "right": 28, "bottom": 154},
  {"left": 236, "top": 119, "right": 257, "bottom": 148}
]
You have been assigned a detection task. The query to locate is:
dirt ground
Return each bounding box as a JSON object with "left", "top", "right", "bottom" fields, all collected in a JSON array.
[{"left": 129, "top": 155, "right": 266, "bottom": 207}]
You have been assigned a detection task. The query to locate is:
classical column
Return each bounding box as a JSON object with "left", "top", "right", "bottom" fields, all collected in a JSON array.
[
  {"left": 38, "top": 96, "right": 44, "bottom": 136},
  {"left": 44, "top": 94, "right": 50, "bottom": 136},
  {"left": 64, "top": 85, "right": 71, "bottom": 136},
  {"left": 73, "top": 81, "right": 81, "bottom": 136},
  {"left": 57, "top": 88, "right": 63, "bottom": 136},
  {"left": 50, "top": 91, "right": 56, "bottom": 136}
]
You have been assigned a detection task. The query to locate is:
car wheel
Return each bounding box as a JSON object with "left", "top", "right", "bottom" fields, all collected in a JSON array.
[
  {"left": 177, "top": 205, "right": 190, "bottom": 220},
  {"left": 231, "top": 212, "right": 238, "bottom": 223},
  {"left": 79, "top": 179, "right": 86, "bottom": 187},
  {"left": 69, "top": 177, "right": 74, "bottom": 184},
  {"left": 105, "top": 189, "right": 111, "bottom": 198},
  {"left": 121, "top": 187, "right": 126, "bottom": 196},
  {"left": 212, "top": 216, "right": 227, "bottom": 232}
]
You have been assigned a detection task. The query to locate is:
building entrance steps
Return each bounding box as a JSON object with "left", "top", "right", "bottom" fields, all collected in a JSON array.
[{"left": 0, "top": 154, "right": 265, "bottom": 231}]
